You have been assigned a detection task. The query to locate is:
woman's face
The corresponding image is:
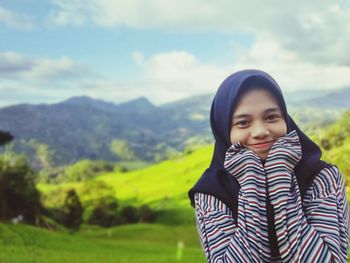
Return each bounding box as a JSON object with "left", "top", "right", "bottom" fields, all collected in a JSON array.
[{"left": 230, "top": 88, "right": 287, "bottom": 160}]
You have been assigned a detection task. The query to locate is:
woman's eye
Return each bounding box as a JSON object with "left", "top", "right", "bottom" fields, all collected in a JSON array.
[
  {"left": 236, "top": 120, "right": 249, "bottom": 127},
  {"left": 266, "top": 115, "right": 278, "bottom": 121}
]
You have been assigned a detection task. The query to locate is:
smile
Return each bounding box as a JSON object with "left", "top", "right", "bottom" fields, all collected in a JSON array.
[{"left": 249, "top": 141, "right": 275, "bottom": 149}]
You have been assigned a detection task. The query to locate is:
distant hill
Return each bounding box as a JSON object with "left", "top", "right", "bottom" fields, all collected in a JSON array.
[
  {"left": 0, "top": 87, "right": 349, "bottom": 168},
  {"left": 301, "top": 87, "right": 350, "bottom": 108},
  {"left": 116, "top": 97, "right": 157, "bottom": 113},
  {"left": 0, "top": 96, "right": 212, "bottom": 167},
  {"left": 63, "top": 96, "right": 121, "bottom": 113},
  {"left": 285, "top": 87, "right": 350, "bottom": 130},
  {"left": 283, "top": 89, "right": 331, "bottom": 105}
]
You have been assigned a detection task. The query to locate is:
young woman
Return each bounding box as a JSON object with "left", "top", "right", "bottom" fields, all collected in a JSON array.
[{"left": 188, "top": 70, "right": 350, "bottom": 262}]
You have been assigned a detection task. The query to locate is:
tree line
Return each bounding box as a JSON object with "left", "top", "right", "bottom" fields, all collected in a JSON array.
[{"left": 0, "top": 130, "right": 155, "bottom": 231}]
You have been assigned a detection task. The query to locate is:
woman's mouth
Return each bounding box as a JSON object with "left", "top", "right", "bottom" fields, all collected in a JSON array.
[{"left": 249, "top": 141, "right": 275, "bottom": 149}]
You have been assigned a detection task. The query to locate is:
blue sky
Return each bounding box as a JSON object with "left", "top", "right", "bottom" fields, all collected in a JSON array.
[{"left": 1, "top": 1, "right": 350, "bottom": 107}]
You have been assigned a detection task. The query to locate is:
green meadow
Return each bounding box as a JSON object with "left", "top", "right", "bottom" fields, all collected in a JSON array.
[
  {"left": 0, "top": 223, "right": 206, "bottom": 263},
  {"left": 1, "top": 145, "right": 214, "bottom": 263},
  {"left": 37, "top": 145, "right": 214, "bottom": 225}
]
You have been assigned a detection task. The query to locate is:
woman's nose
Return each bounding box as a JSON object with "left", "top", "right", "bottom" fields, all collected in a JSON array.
[{"left": 251, "top": 122, "right": 270, "bottom": 138}]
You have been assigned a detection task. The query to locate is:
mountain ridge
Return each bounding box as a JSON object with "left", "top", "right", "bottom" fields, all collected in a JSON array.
[{"left": 0, "top": 87, "right": 349, "bottom": 168}]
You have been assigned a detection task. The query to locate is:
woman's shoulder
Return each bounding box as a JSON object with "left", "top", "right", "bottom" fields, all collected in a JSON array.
[
  {"left": 305, "top": 164, "right": 344, "bottom": 199},
  {"left": 194, "top": 192, "right": 233, "bottom": 215}
]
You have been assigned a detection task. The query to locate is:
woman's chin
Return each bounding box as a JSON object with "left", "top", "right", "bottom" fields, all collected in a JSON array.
[
  {"left": 246, "top": 147, "right": 269, "bottom": 161},
  {"left": 256, "top": 151, "right": 269, "bottom": 161}
]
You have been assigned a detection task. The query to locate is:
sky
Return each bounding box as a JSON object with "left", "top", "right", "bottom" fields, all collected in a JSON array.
[{"left": 1, "top": 0, "right": 350, "bottom": 107}]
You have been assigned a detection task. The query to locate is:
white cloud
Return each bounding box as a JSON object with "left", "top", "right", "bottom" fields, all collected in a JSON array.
[
  {"left": 0, "top": 52, "right": 102, "bottom": 107},
  {"left": 0, "top": 52, "right": 34, "bottom": 76},
  {"left": 126, "top": 44, "right": 350, "bottom": 104},
  {"left": 46, "top": 0, "right": 350, "bottom": 66},
  {"left": 47, "top": 0, "right": 219, "bottom": 28},
  {"left": 46, "top": 0, "right": 89, "bottom": 26},
  {"left": 0, "top": 6, "right": 36, "bottom": 30},
  {"left": 233, "top": 37, "right": 350, "bottom": 91},
  {"left": 0, "top": 52, "right": 96, "bottom": 83},
  {"left": 21, "top": 57, "right": 93, "bottom": 81},
  {"left": 3, "top": 44, "right": 350, "bottom": 107},
  {"left": 132, "top": 50, "right": 230, "bottom": 103}
]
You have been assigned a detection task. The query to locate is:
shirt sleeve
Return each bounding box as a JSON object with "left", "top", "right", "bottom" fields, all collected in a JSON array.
[
  {"left": 270, "top": 166, "right": 350, "bottom": 262},
  {"left": 194, "top": 192, "right": 268, "bottom": 262}
]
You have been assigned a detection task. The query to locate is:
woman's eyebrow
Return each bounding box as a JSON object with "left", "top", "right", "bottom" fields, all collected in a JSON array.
[
  {"left": 264, "top": 107, "right": 281, "bottom": 113},
  {"left": 232, "top": 113, "right": 250, "bottom": 120},
  {"left": 232, "top": 107, "right": 281, "bottom": 122}
]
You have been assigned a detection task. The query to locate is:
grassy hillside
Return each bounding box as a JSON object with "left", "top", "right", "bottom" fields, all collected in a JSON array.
[
  {"left": 2, "top": 145, "right": 213, "bottom": 262},
  {"left": 97, "top": 145, "right": 213, "bottom": 206},
  {"left": 317, "top": 110, "right": 350, "bottom": 199},
  {"left": 38, "top": 145, "right": 213, "bottom": 225}
]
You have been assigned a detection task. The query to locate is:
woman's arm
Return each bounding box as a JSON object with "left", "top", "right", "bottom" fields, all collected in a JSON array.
[
  {"left": 269, "top": 166, "right": 349, "bottom": 262},
  {"left": 302, "top": 167, "right": 349, "bottom": 262},
  {"left": 194, "top": 144, "right": 273, "bottom": 262},
  {"left": 194, "top": 192, "right": 257, "bottom": 262},
  {"left": 265, "top": 132, "right": 350, "bottom": 262}
]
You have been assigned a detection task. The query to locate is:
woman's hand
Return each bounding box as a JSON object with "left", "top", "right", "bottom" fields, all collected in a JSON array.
[
  {"left": 265, "top": 130, "right": 302, "bottom": 171},
  {"left": 224, "top": 143, "right": 265, "bottom": 189},
  {"left": 264, "top": 130, "right": 302, "bottom": 207}
]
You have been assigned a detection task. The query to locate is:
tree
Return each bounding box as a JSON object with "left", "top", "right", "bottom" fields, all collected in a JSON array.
[
  {"left": 36, "top": 143, "right": 54, "bottom": 169},
  {"left": 61, "top": 189, "right": 83, "bottom": 231},
  {"left": 0, "top": 131, "right": 13, "bottom": 146},
  {"left": 109, "top": 139, "right": 136, "bottom": 161},
  {"left": 0, "top": 152, "right": 42, "bottom": 224},
  {"left": 120, "top": 205, "right": 139, "bottom": 223},
  {"left": 88, "top": 199, "right": 121, "bottom": 227},
  {"left": 139, "top": 204, "right": 155, "bottom": 223},
  {"left": 0, "top": 131, "right": 44, "bottom": 225}
]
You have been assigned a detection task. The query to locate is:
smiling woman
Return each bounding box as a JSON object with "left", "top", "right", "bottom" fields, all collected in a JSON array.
[
  {"left": 230, "top": 87, "right": 287, "bottom": 161},
  {"left": 188, "top": 69, "right": 350, "bottom": 262}
]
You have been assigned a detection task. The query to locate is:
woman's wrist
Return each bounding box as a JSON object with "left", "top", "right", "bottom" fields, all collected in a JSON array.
[
  {"left": 224, "top": 144, "right": 265, "bottom": 188},
  {"left": 265, "top": 130, "right": 302, "bottom": 171}
]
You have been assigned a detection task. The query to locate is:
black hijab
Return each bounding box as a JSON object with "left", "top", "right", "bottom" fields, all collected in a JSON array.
[{"left": 188, "top": 69, "right": 327, "bottom": 257}]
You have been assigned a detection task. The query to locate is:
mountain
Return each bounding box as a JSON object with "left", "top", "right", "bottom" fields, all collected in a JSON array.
[
  {"left": 0, "top": 96, "right": 212, "bottom": 167},
  {"left": 0, "top": 102, "right": 126, "bottom": 165},
  {"left": 283, "top": 87, "right": 350, "bottom": 108},
  {"left": 301, "top": 87, "right": 350, "bottom": 108},
  {"left": 63, "top": 96, "right": 157, "bottom": 114},
  {"left": 0, "top": 86, "right": 349, "bottom": 168},
  {"left": 63, "top": 96, "right": 120, "bottom": 113},
  {"left": 283, "top": 89, "right": 331, "bottom": 105},
  {"left": 115, "top": 97, "right": 156, "bottom": 113}
]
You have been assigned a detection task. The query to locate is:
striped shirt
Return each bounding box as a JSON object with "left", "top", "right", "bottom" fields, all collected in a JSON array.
[{"left": 194, "top": 132, "right": 350, "bottom": 262}]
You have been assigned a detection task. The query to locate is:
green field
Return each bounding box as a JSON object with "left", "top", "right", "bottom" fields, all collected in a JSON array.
[
  {"left": 0, "top": 223, "right": 206, "bottom": 263},
  {"left": 1, "top": 146, "right": 214, "bottom": 262},
  {"left": 37, "top": 145, "right": 214, "bottom": 225}
]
